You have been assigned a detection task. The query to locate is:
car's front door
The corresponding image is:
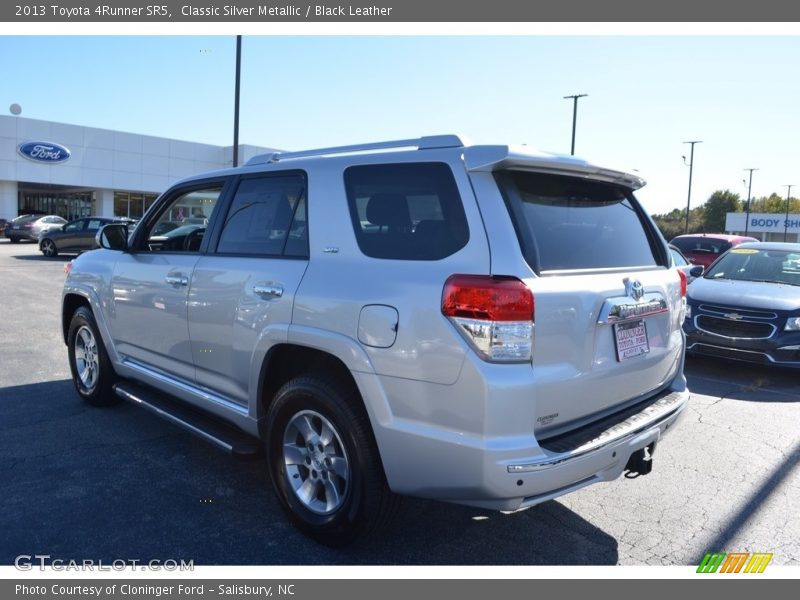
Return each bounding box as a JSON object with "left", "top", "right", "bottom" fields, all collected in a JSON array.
[
  {"left": 57, "top": 219, "right": 87, "bottom": 252},
  {"left": 107, "top": 181, "right": 226, "bottom": 382}
]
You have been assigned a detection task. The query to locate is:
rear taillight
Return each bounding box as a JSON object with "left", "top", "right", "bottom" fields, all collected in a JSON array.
[
  {"left": 677, "top": 270, "right": 687, "bottom": 297},
  {"left": 676, "top": 270, "right": 688, "bottom": 326},
  {"left": 442, "top": 274, "right": 534, "bottom": 362},
  {"left": 23, "top": 223, "right": 33, "bottom": 228}
]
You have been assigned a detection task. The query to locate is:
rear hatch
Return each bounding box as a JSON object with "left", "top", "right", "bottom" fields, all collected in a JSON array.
[{"left": 478, "top": 164, "right": 684, "bottom": 437}]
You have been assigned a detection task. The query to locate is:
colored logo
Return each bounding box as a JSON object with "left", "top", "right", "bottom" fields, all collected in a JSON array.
[
  {"left": 17, "top": 141, "right": 71, "bottom": 163},
  {"left": 697, "top": 552, "right": 773, "bottom": 573}
]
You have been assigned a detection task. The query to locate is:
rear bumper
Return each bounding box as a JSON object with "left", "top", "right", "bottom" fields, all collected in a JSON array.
[{"left": 362, "top": 368, "right": 689, "bottom": 510}]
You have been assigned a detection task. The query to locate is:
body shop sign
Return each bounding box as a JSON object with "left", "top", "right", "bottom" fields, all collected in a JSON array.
[{"left": 18, "top": 141, "right": 71, "bottom": 163}]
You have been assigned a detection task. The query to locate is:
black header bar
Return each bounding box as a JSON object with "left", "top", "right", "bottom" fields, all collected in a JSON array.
[{"left": 3, "top": 0, "right": 800, "bottom": 22}]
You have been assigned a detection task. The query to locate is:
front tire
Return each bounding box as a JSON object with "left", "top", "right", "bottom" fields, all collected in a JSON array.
[
  {"left": 67, "top": 306, "right": 120, "bottom": 407},
  {"left": 9, "top": 237, "right": 20, "bottom": 244},
  {"left": 41, "top": 239, "right": 57, "bottom": 257},
  {"left": 265, "top": 374, "right": 398, "bottom": 546}
]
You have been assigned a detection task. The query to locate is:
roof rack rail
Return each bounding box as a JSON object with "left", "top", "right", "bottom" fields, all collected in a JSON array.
[{"left": 244, "top": 134, "right": 466, "bottom": 166}]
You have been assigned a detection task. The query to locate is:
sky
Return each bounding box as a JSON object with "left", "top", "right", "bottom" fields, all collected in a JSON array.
[{"left": 2, "top": 34, "right": 799, "bottom": 215}]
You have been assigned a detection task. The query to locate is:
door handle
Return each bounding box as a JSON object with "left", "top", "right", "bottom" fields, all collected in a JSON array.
[
  {"left": 254, "top": 284, "right": 283, "bottom": 299},
  {"left": 165, "top": 274, "right": 189, "bottom": 286}
]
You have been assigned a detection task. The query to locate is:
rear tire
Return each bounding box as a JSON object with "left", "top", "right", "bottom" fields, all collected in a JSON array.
[
  {"left": 67, "top": 306, "right": 121, "bottom": 407},
  {"left": 9, "top": 237, "right": 19, "bottom": 244},
  {"left": 265, "top": 374, "right": 399, "bottom": 546},
  {"left": 41, "top": 239, "right": 58, "bottom": 257}
]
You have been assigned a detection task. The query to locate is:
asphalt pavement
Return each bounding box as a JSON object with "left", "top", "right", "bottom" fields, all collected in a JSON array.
[{"left": 0, "top": 239, "right": 798, "bottom": 566}]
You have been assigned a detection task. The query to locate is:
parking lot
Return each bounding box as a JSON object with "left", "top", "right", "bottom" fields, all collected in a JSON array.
[{"left": 0, "top": 238, "right": 798, "bottom": 566}]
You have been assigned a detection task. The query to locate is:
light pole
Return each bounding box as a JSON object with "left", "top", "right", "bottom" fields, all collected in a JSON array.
[
  {"left": 233, "top": 35, "right": 242, "bottom": 167},
  {"left": 683, "top": 141, "right": 702, "bottom": 233},
  {"left": 784, "top": 184, "right": 795, "bottom": 242},
  {"left": 743, "top": 168, "right": 758, "bottom": 236},
  {"left": 563, "top": 94, "right": 588, "bottom": 155}
]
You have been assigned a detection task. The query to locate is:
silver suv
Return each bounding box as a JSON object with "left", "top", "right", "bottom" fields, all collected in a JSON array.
[{"left": 62, "top": 135, "right": 689, "bottom": 545}]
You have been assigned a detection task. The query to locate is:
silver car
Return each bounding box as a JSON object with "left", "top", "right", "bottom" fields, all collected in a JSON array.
[
  {"left": 62, "top": 135, "right": 689, "bottom": 545},
  {"left": 5, "top": 214, "right": 67, "bottom": 243}
]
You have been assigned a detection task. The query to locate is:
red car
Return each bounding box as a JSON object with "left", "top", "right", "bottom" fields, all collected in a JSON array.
[{"left": 670, "top": 233, "right": 759, "bottom": 269}]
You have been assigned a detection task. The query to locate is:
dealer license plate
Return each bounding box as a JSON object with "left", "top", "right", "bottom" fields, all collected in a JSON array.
[{"left": 614, "top": 320, "right": 649, "bottom": 361}]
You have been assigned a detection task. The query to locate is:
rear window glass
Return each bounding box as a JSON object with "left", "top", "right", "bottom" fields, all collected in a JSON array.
[
  {"left": 344, "top": 162, "right": 469, "bottom": 260},
  {"left": 495, "top": 170, "right": 661, "bottom": 272},
  {"left": 671, "top": 237, "right": 731, "bottom": 255}
]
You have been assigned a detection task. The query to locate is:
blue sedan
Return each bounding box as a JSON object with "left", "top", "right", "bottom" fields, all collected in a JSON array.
[{"left": 684, "top": 242, "right": 800, "bottom": 367}]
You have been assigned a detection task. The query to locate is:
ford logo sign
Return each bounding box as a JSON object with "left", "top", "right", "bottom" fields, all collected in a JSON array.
[{"left": 17, "top": 141, "right": 71, "bottom": 163}]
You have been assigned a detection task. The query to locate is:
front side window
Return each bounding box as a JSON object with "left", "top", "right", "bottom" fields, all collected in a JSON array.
[
  {"left": 142, "top": 185, "right": 222, "bottom": 252},
  {"left": 216, "top": 173, "right": 308, "bottom": 258},
  {"left": 344, "top": 162, "right": 469, "bottom": 260},
  {"left": 495, "top": 170, "right": 661, "bottom": 272},
  {"left": 63, "top": 220, "right": 85, "bottom": 233}
]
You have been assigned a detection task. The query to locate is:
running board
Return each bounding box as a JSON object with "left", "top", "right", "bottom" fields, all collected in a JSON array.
[{"left": 113, "top": 382, "right": 262, "bottom": 459}]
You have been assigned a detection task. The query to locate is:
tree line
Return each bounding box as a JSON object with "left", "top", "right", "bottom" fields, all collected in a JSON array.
[{"left": 651, "top": 190, "right": 800, "bottom": 240}]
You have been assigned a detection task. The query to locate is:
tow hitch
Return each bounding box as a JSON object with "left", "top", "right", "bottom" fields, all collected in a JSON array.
[{"left": 624, "top": 442, "right": 655, "bottom": 478}]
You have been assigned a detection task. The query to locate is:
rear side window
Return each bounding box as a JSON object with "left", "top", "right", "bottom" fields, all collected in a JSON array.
[
  {"left": 495, "top": 170, "right": 661, "bottom": 272},
  {"left": 216, "top": 173, "right": 308, "bottom": 258},
  {"left": 344, "top": 162, "right": 469, "bottom": 260}
]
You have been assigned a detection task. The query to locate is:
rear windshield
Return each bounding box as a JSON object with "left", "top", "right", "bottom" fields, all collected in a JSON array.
[
  {"left": 671, "top": 237, "right": 731, "bottom": 256},
  {"left": 494, "top": 170, "right": 662, "bottom": 272}
]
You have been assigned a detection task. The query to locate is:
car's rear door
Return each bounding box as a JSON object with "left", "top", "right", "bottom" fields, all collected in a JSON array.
[{"left": 187, "top": 171, "right": 310, "bottom": 406}]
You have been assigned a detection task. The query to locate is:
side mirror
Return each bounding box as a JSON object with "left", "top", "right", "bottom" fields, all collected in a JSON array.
[
  {"left": 96, "top": 223, "right": 129, "bottom": 251},
  {"left": 690, "top": 265, "right": 705, "bottom": 278}
]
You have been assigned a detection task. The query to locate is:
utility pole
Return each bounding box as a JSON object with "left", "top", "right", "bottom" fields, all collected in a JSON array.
[
  {"left": 563, "top": 94, "right": 588, "bottom": 155},
  {"left": 233, "top": 35, "right": 242, "bottom": 167},
  {"left": 743, "top": 168, "right": 758, "bottom": 236},
  {"left": 784, "top": 184, "right": 795, "bottom": 242},
  {"left": 683, "top": 141, "right": 702, "bottom": 233}
]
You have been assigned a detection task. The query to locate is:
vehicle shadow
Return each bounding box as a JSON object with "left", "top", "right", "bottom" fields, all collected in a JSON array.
[
  {"left": 10, "top": 253, "right": 71, "bottom": 262},
  {"left": 0, "top": 379, "right": 618, "bottom": 566},
  {"left": 685, "top": 355, "right": 800, "bottom": 403}
]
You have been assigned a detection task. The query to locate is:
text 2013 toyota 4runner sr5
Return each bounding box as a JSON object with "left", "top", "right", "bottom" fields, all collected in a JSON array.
[{"left": 62, "top": 135, "right": 689, "bottom": 545}]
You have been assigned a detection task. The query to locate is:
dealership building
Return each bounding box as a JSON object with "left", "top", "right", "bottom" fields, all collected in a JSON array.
[
  {"left": 0, "top": 115, "right": 274, "bottom": 223},
  {"left": 725, "top": 212, "right": 800, "bottom": 243}
]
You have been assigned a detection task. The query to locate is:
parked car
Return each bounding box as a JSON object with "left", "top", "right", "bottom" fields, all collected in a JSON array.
[
  {"left": 5, "top": 214, "right": 67, "bottom": 243},
  {"left": 39, "top": 217, "right": 133, "bottom": 257},
  {"left": 685, "top": 242, "right": 800, "bottom": 366},
  {"left": 0, "top": 218, "right": 7, "bottom": 236},
  {"left": 63, "top": 134, "right": 689, "bottom": 545},
  {"left": 669, "top": 244, "right": 704, "bottom": 284},
  {"left": 670, "top": 233, "right": 758, "bottom": 269}
]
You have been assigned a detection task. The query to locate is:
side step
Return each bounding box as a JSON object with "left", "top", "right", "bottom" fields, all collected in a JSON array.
[{"left": 113, "top": 382, "right": 262, "bottom": 460}]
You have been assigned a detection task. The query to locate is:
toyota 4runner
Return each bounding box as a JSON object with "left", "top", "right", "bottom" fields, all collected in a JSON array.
[{"left": 62, "top": 135, "right": 689, "bottom": 545}]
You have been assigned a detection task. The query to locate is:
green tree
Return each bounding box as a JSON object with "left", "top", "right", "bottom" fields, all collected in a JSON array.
[
  {"left": 748, "top": 193, "right": 789, "bottom": 213},
  {"left": 703, "top": 189, "right": 741, "bottom": 232}
]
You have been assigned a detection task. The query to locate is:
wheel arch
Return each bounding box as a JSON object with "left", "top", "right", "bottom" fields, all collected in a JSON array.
[
  {"left": 256, "top": 344, "right": 361, "bottom": 437},
  {"left": 62, "top": 293, "right": 91, "bottom": 345}
]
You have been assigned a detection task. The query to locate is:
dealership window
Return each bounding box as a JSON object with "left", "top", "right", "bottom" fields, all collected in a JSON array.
[
  {"left": 18, "top": 183, "right": 96, "bottom": 220},
  {"left": 114, "top": 192, "right": 159, "bottom": 219}
]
